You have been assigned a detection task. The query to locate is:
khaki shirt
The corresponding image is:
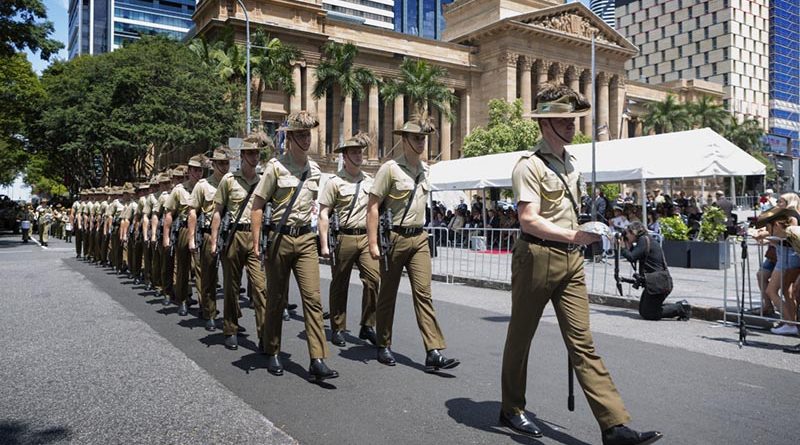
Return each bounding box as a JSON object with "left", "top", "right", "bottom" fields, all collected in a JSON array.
[
  {"left": 136, "top": 196, "right": 147, "bottom": 218},
  {"left": 191, "top": 175, "right": 221, "bottom": 222},
  {"left": 36, "top": 206, "right": 53, "bottom": 224},
  {"left": 143, "top": 193, "right": 158, "bottom": 217},
  {"left": 165, "top": 180, "right": 195, "bottom": 220},
  {"left": 214, "top": 171, "right": 261, "bottom": 224},
  {"left": 97, "top": 201, "right": 108, "bottom": 220},
  {"left": 122, "top": 200, "right": 137, "bottom": 221},
  {"left": 254, "top": 155, "right": 321, "bottom": 226},
  {"left": 319, "top": 169, "right": 373, "bottom": 229},
  {"left": 107, "top": 199, "right": 125, "bottom": 222},
  {"left": 512, "top": 139, "right": 581, "bottom": 230},
  {"left": 370, "top": 154, "right": 430, "bottom": 227},
  {"left": 71, "top": 201, "right": 80, "bottom": 216},
  {"left": 153, "top": 192, "right": 169, "bottom": 216}
]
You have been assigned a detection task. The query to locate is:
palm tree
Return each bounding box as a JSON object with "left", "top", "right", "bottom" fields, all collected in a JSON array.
[
  {"left": 641, "top": 94, "right": 691, "bottom": 134},
  {"left": 312, "top": 42, "right": 378, "bottom": 149},
  {"left": 381, "top": 58, "right": 457, "bottom": 121},
  {"left": 687, "top": 95, "right": 729, "bottom": 133},
  {"left": 723, "top": 117, "right": 764, "bottom": 153},
  {"left": 250, "top": 31, "right": 300, "bottom": 117}
]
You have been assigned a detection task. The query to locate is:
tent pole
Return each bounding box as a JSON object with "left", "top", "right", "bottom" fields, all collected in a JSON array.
[
  {"left": 701, "top": 179, "right": 705, "bottom": 205},
  {"left": 482, "top": 188, "right": 488, "bottom": 239},
  {"left": 641, "top": 178, "right": 646, "bottom": 224},
  {"left": 730, "top": 176, "right": 736, "bottom": 208}
]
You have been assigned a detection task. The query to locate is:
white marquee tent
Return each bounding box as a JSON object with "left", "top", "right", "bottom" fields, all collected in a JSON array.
[{"left": 430, "top": 128, "right": 766, "bottom": 191}]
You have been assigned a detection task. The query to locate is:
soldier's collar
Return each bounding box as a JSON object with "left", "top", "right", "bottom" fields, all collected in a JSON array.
[
  {"left": 396, "top": 153, "right": 426, "bottom": 175},
  {"left": 338, "top": 168, "right": 365, "bottom": 182},
  {"left": 536, "top": 139, "right": 574, "bottom": 165}
]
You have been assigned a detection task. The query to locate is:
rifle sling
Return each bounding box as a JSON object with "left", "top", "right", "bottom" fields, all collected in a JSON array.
[
  {"left": 343, "top": 179, "right": 363, "bottom": 227},
  {"left": 273, "top": 170, "right": 309, "bottom": 236},
  {"left": 397, "top": 173, "right": 421, "bottom": 230},
  {"left": 534, "top": 152, "right": 580, "bottom": 218},
  {"left": 224, "top": 181, "right": 258, "bottom": 251}
]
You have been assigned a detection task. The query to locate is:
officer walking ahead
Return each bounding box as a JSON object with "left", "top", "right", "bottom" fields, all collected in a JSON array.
[
  {"left": 318, "top": 132, "right": 379, "bottom": 347},
  {"left": 499, "top": 84, "right": 661, "bottom": 445},
  {"left": 251, "top": 111, "right": 338, "bottom": 381},
  {"left": 210, "top": 137, "right": 267, "bottom": 351},
  {"left": 36, "top": 198, "right": 53, "bottom": 247},
  {"left": 366, "top": 116, "right": 459, "bottom": 372}
]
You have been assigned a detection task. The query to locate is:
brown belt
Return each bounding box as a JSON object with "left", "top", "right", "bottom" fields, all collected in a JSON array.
[{"left": 520, "top": 232, "right": 581, "bottom": 252}]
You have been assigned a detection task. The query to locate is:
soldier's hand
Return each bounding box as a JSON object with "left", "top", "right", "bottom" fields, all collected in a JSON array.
[
  {"left": 188, "top": 240, "right": 196, "bottom": 253},
  {"left": 320, "top": 246, "right": 330, "bottom": 258},
  {"left": 573, "top": 230, "right": 601, "bottom": 246},
  {"left": 369, "top": 244, "right": 380, "bottom": 260},
  {"left": 209, "top": 241, "right": 217, "bottom": 257},
  {"left": 163, "top": 238, "right": 170, "bottom": 249}
]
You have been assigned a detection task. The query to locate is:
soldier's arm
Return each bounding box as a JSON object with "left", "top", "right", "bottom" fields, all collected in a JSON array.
[
  {"left": 319, "top": 205, "right": 331, "bottom": 257},
  {"left": 251, "top": 163, "right": 278, "bottom": 257},
  {"left": 210, "top": 203, "right": 223, "bottom": 254},
  {"left": 188, "top": 208, "right": 197, "bottom": 252},
  {"left": 366, "top": 195, "right": 381, "bottom": 260},
  {"left": 120, "top": 216, "right": 129, "bottom": 241}
]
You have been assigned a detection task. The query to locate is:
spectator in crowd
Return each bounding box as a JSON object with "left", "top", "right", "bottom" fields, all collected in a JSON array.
[
  {"left": 593, "top": 189, "right": 607, "bottom": 223},
  {"left": 448, "top": 208, "right": 466, "bottom": 246},
  {"left": 653, "top": 188, "right": 666, "bottom": 205},
  {"left": 760, "top": 189, "right": 777, "bottom": 211},
  {"left": 609, "top": 206, "right": 630, "bottom": 233},
  {"left": 713, "top": 190, "right": 735, "bottom": 229}
]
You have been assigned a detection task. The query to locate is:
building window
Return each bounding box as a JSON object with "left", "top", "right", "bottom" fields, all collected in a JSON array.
[{"left": 696, "top": 66, "right": 701, "bottom": 78}]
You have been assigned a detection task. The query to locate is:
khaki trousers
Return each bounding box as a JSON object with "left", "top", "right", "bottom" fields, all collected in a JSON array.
[
  {"left": 263, "top": 232, "right": 328, "bottom": 359},
  {"left": 100, "top": 230, "right": 110, "bottom": 264},
  {"left": 151, "top": 241, "right": 162, "bottom": 290},
  {"left": 376, "top": 231, "right": 446, "bottom": 351},
  {"left": 132, "top": 236, "right": 143, "bottom": 277},
  {"left": 143, "top": 241, "right": 152, "bottom": 284},
  {"left": 75, "top": 228, "right": 83, "bottom": 256},
  {"left": 198, "top": 233, "right": 219, "bottom": 320},
  {"left": 501, "top": 241, "right": 631, "bottom": 431},
  {"left": 174, "top": 227, "right": 192, "bottom": 304},
  {"left": 329, "top": 233, "right": 379, "bottom": 332},
  {"left": 161, "top": 243, "right": 174, "bottom": 296},
  {"left": 112, "top": 228, "right": 122, "bottom": 270},
  {"left": 221, "top": 231, "right": 266, "bottom": 337},
  {"left": 39, "top": 222, "right": 51, "bottom": 243},
  {"left": 83, "top": 227, "right": 91, "bottom": 258}
]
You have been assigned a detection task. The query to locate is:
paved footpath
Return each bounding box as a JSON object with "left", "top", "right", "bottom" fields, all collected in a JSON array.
[{"left": 1, "top": 233, "right": 799, "bottom": 445}]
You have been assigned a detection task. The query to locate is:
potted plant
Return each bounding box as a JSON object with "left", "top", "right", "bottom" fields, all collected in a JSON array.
[
  {"left": 659, "top": 215, "right": 690, "bottom": 268},
  {"left": 690, "top": 206, "right": 730, "bottom": 269}
]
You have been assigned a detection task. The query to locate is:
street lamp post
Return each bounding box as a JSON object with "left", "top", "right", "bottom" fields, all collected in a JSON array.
[{"left": 236, "top": 0, "right": 251, "bottom": 135}]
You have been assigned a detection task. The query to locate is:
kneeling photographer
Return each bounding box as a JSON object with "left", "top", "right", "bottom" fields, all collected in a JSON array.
[{"left": 618, "top": 222, "right": 692, "bottom": 321}]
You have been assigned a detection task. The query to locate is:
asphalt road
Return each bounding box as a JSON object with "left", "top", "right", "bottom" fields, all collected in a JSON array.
[{"left": 1, "top": 233, "right": 798, "bottom": 445}]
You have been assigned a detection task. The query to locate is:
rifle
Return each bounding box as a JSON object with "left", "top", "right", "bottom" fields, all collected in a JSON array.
[
  {"left": 215, "top": 210, "right": 230, "bottom": 269},
  {"left": 329, "top": 211, "right": 341, "bottom": 269},
  {"left": 196, "top": 213, "right": 206, "bottom": 252},
  {"left": 168, "top": 218, "right": 182, "bottom": 257},
  {"left": 155, "top": 212, "right": 164, "bottom": 246},
  {"left": 127, "top": 218, "right": 135, "bottom": 247},
  {"left": 378, "top": 208, "right": 393, "bottom": 272},
  {"left": 259, "top": 203, "right": 273, "bottom": 263}
]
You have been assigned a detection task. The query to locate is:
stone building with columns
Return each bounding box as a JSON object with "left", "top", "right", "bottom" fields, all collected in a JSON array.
[{"left": 192, "top": 0, "right": 639, "bottom": 171}]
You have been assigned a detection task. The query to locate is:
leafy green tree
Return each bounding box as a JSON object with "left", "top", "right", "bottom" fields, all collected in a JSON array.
[
  {"left": 313, "top": 42, "right": 377, "bottom": 147},
  {"left": 0, "top": 0, "right": 63, "bottom": 60},
  {"left": 250, "top": 30, "right": 300, "bottom": 117},
  {"left": 686, "top": 95, "right": 728, "bottom": 133},
  {"left": 642, "top": 94, "right": 691, "bottom": 134},
  {"left": 0, "top": 53, "right": 43, "bottom": 185},
  {"left": 571, "top": 131, "right": 591, "bottom": 144},
  {"left": 723, "top": 117, "right": 764, "bottom": 153},
  {"left": 381, "top": 58, "right": 457, "bottom": 121},
  {"left": 33, "top": 37, "right": 238, "bottom": 193},
  {"left": 462, "top": 99, "right": 540, "bottom": 157}
]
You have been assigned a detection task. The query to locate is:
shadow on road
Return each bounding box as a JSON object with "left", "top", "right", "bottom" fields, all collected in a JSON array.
[
  {"left": 0, "top": 420, "right": 72, "bottom": 445},
  {"left": 483, "top": 315, "right": 511, "bottom": 323},
  {"left": 444, "top": 398, "right": 592, "bottom": 445},
  {"left": 0, "top": 238, "right": 27, "bottom": 249},
  {"left": 701, "top": 335, "right": 789, "bottom": 351}
]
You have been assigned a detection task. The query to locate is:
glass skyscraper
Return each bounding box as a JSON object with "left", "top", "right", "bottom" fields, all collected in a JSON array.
[
  {"left": 590, "top": 0, "right": 616, "bottom": 28},
  {"left": 769, "top": 0, "right": 800, "bottom": 153},
  {"left": 393, "top": 0, "right": 455, "bottom": 40},
  {"left": 68, "top": 0, "right": 195, "bottom": 59}
]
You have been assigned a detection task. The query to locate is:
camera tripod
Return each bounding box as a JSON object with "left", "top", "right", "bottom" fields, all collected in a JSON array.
[{"left": 736, "top": 224, "right": 750, "bottom": 348}]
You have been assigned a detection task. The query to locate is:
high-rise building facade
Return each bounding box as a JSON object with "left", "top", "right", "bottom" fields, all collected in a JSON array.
[
  {"left": 616, "top": 0, "right": 770, "bottom": 127},
  {"left": 394, "top": 0, "right": 455, "bottom": 40},
  {"left": 769, "top": 0, "right": 800, "bottom": 153},
  {"left": 68, "top": 0, "right": 196, "bottom": 59},
  {"left": 591, "top": 0, "right": 616, "bottom": 28},
  {"left": 321, "top": 0, "right": 395, "bottom": 30}
]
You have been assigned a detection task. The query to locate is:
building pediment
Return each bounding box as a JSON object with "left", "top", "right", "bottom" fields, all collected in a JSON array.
[{"left": 510, "top": 3, "right": 636, "bottom": 52}]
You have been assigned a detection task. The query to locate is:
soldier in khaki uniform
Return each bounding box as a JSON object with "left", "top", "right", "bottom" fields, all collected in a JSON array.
[
  {"left": 189, "top": 147, "right": 232, "bottom": 331},
  {"left": 106, "top": 187, "right": 126, "bottom": 272},
  {"left": 318, "top": 132, "right": 379, "bottom": 348},
  {"left": 164, "top": 158, "right": 203, "bottom": 316},
  {"left": 71, "top": 193, "right": 85, "bottom": 257},
  {"left": 151, "top": 173, "right": 174, "bottom": 299},
  {"left": 36, "top": 198, "right": 54, "bottom": 247},
  {"left": 161, "top": 167, "right": 188, "bottom": 301},
  {"left": 366, "top": 116, "right": 459, "bottom": 373},
  {"left": 143, "top": 177, "right": 161, "bottom": 290},
  {"left": 96, "top": 188, "right": 111, "bottom": 265},
  {"left": 251, "top": 112, "right": 337, "bottom": 381},
  {"left": 499, "top": 84, "right": 661, "bottom": 445},
  {"left": 131, "top": 182, "right": 151, "bottom": 283},
  {"left": 210, "top": 139, "right": 267, "bottom": 351},
  {"left": 120, "top": 184, "right": 138, "bottom": 275},
  {"left": 81, "top": 191, "right": 93, "bottom": 260}
]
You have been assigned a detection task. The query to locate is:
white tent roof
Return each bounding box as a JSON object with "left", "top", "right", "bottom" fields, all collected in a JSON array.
[{"left": 430, "top": 128, "right": 766, "bottom": 190}]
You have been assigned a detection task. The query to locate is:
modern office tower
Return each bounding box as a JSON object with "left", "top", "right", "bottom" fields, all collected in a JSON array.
[
  {"left": 393, "top": 0, "right": 455, "bottom": 39},
  {"left": 321, "top": 0, "right": 395, "bottom": 29},
  {"left": 591, "top": 0, "right": 616, "bottom": 28},
  {"left": 616, "top": 0, "right": 770, "bottom": 127},
  {"left": 769, "top": 0, "right": 800, "bottom": 153},
  {"left": 68, "top": 0, "right": 196, "bottom": 59}
]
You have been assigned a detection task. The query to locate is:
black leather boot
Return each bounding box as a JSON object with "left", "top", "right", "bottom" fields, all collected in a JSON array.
[
  {"left": 499, "top": 411, "right": 542, "bottom": 438},
  {"left": 266, "top": 355, "right": 284, "bottom": 376},
  {"left": 178, "top": 302, "right": 188, "bottom": 316},
  {"left": 377, "top": 347, "right": 396, "bottom": 366},
  {"left": 331, "top": 330, "right": 346, "bottom": 347},
  {"left": 224, "top": 335, "right": 238, "bottom": 350},
  {"left": 358, "top": 325, "right": 377, "bottom": 346},
  {"left": 602, "top": 425, "right": 663, "bottom": 445},
  {"left": 424, "top": 349, "right": 460, "bottom": 373},
  {"left": 308, "top": 359, "right": 338, "bottom": 381}
]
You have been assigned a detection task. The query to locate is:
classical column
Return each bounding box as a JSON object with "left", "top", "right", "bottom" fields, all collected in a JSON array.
[
  {"left": 499, "top": 51, "right": 519, "bottom": 102},
  {"left": 549, "top": 62, "right": 567, "bottom": 84},
  {"left": 368, "top": 83, "right": 379, "bottom": 160},
  {"left": 440, "top": 90, "right": 453, "bottom": 161},
  {"left": 459, "top": 89, "right": 470, "bottom": 159},
  {"left": 635, "top": 119, "right": 643, "bottom": 137},
  {"left": 533, "top": 59, "right": 550, "bottom": 103},
  {"left": 597, "top": 72, "right": 610, "bottom": 141},
  {"left": 392, "top": 94, "right": 404, "bottom": 156},
  {"left": 566, "top": 66, "right": 580, "bottom": 128},
  {"left": 304, "top": 65, "right": 319, "bottom": 155},
  {"left": 342, "top": 94, "right": 353, "bottom": 142},
  {"left": 317, "top": 91, "right": 327, "bottom": 155},
  {"left": 617, "top": 76, "right": 628, "bottom": 139},
  {"left": 580, "top": 69, "right": 593, "bottom": 136},
  {"left": 610, "top": 76, "right": 622, "bottom": 139},
  {"left": 290, "top": 63, "right": 302, "bottom": 112},
  {"left": 519, "top": 57, "right": 533, "bottom": 114}
]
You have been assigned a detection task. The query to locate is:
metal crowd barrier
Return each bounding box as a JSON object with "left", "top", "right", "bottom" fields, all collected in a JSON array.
[{"left": 426, "top": 227, "right": 518, "bottom": 284}]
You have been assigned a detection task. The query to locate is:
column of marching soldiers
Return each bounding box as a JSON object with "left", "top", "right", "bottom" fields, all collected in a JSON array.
[{"left": 66, "top": 111, "right": 460, "bottom": 381}]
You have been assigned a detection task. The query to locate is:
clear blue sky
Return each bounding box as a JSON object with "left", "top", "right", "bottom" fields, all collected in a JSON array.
[{"left": 24, "top": 1, "right": 70, "bottom": 74}]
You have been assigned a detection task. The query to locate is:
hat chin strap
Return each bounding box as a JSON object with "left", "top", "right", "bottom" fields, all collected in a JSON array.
[
  {"left": 546, "top": 119, "right": 572, "bottom": 144},
  {"left": 344, "top": 150, "right": 362, "bottom": 167}
]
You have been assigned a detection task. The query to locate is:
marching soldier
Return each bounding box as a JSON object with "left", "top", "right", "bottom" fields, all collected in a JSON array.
[
  {"left": 144, "top": 177, "right": 162, "bottom": 290},
  {"left": 151, "top": 173, "right": 174, "bottom": 300},
  {"left": 318, "top": 132, "right": 379, "bottom": 347},
  {"left": 189, "top": 147, "right": 232, "bottom": 331},
  {"left": 366, "top": 115, "right": 459, "bottom": 372},
  {"left": 251, "top": 111, "right": 338, "bottom": 381},
  {"left": 131, "top": 182, "right": 151, "bottom": 283},
  {"left": 96, "top": 187, "right": 110, "bottom": 266},
  {"left": 499, "top": 84, "right": 661, "bottom": 444},
  {"left": 120, "top": 184, "right": 138, "bottom": 275},
  {"left": 106, "top": 187, "right": 126, "bottom": 272},
  {"left": 36, "top": 198, "right": 53, "bottom": 247},
  {"left": 164, "top": 157, "right": 204, "bottom": 316},
  {"left": 82, "top": 189, "right": 94, "bottom": 261},
  {"left": 19, "top": 204, "right": 34, "bottom": 243},
  {"left": 71, "top": 193, "right": 85, "bottom": 256},
  {"left": 209, "top": 138, "right": 267, "bottom": 351}
]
